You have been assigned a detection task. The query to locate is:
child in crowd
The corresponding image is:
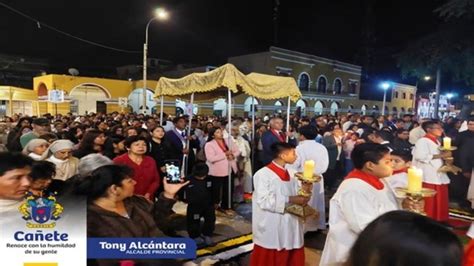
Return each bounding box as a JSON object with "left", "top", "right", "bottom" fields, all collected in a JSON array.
[
  {"left": 343, "top": 132, "right": 359, "bottom": 175},
  {"left": 320, "top": 143, "right": 420, "bottom": 266},
  {"left": 250, "top": 142, "right": 312, "bottom": 266},
  {"left": 28, "top": 160, "right": 56, "bottom": 197},
  {"left": 185, "top": 162, "right": 215, "bottom": 246},
  {"left": 385, "top": 149, "right": 412, "bottom": 192}
]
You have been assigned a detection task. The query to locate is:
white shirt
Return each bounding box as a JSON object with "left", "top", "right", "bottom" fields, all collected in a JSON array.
[
  {"left": 385, "top": 172, "right": 408, "bottom": 192},
  {"left": 252, "top": 165, "right": 304, "bottom": 250},
  {"left": 288, "top": 140, "right": 329, "bottom": 231},
  {"left": 412, "top": 137, "right": 449, "bottom": 184},
  {"left": 320, "top": 178, "right": 399, "bottom": 266}
]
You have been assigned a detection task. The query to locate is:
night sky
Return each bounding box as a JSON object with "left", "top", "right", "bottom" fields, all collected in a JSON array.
[{"left": 1, "top": 0, "right": 467, "bottom": 93}]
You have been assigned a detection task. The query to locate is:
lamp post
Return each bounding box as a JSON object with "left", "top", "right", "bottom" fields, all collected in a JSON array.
[
  {"left": 380, "top": 82, "right": 390, "bottom": 116},
  {"left": 413, "top": 76, "right": 431, "bottom": 116},
  {"left": 143, "top": 8, "right": 169, "bottom": 115}
]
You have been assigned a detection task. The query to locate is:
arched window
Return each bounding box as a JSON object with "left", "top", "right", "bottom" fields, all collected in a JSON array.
[
  {"left": 317, "top": 76, "right": 327, "bottom": 93},
  {"left": 330, "top": 102, "right": 340, "bottom": 115},
  {"left": 361, "top": 104, "right": 367, "bottom": 115},
  {"left": 400, "top": 107, "right": 406, "bottom": 116},
  {"left": 314, "top": 101, "right": 325, "bottom": 115},
  {"left": 349, "top": 81, "right": 358, "bottom": 94},
  {"left": 298, "top": 73, "right": 310, "bottom": 91},
  {"left": 333, "top": 78, "right": 342, "bottom": 94}
]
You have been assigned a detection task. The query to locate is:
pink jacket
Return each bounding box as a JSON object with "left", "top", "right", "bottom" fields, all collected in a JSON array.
[{"left": 205, "top": 139, "right": 240, "bottom": 177}]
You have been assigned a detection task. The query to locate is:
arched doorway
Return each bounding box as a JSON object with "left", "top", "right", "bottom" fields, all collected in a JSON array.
[
  {"left": 400, "top": 107, "right": 406, "bottom": 116},
  {"left": 213, "top": 98, "right": 227, "bottom": 117},
  {"left": 371, "top": 105, "right": 379, "bottom": 116},
  {"left": 330, "top": 102, "right": 340, "bottom": 115},
  {"left": 128, "top": 88, "right": 155, "bottom": 114},
  {"left": 314, "top": 101, "right": 324, "bottom": 115},
  {"left": 244, "top": 96, "right": 259, "bottom": 115},
  {"left": 361, "top": 104, "right": 368, "bottom": 115},
  {"left": 392, "top": 106, "right": 398, "bottom": 115},
  {"left": 296, "top": 99, "right": 307, "bottom": 116},
  {"left": 347, "top": 104, "right": 354, "bottom": 113},
  {"left": 274, "top": 100, "right": 284, "bottom": 114},
  {"left": 69, "top": 84, "right": 111, "bottom": 114}
]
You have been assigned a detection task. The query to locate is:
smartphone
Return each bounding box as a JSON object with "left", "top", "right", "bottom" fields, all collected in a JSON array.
[{"left": 164, "top": 160, "right": 181, "bottom": 184}]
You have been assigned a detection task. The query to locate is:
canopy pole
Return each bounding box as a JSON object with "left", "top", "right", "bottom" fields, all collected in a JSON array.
[
  {"left": 251, "top": 97, "right": 256, "bottom": 176},
  {"left": 286, "top": 96, "right": 291, "bottom": 142},
  {"left": 227, "top": 88, "right": 232, "bottom": 209},
  {"left": 183, "top": 92, "right": 194, "bottom": 177},
  {"left": 159, "top": 95, "right": 164, "bottom": 126}
]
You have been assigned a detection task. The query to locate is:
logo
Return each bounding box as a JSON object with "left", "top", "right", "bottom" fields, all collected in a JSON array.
[{"left": 19, "top": 193, "right": 63, "bottom": 229}]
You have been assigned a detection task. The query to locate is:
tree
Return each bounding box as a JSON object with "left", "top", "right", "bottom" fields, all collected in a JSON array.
[{"left": 397, "top": 0, "right": 474, "bottom": 86}]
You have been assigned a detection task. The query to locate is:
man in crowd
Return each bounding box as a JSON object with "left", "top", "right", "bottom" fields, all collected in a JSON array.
[
  {"left": 20, "top": 118, "right": 50, "bottom": 148},
  {"left": 261, "top": 117, "right": 297, "bottom": 165}
]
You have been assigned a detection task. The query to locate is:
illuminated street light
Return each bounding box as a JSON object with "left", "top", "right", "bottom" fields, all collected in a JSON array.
[
  {"left": 424, "top": 76, "right": 431, "bottom": 81},
  {"left": 379, "top": 82, "right": 391, "bottom": 115},
  {"left": 143, "top": 7, "right": 169, "bottom": 116}
]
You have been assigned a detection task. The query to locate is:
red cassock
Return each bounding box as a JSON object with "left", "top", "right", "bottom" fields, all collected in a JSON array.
[
  {"left": 250, "top": 244, "right": 305, "bottom": 266},
  {"left": 422, "top": 182, "right": 449, "bottom": 222}
]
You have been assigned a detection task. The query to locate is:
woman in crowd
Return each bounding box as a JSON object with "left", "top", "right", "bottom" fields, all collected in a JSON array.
[
  {"left": 205, "top": 127, "right": 240, "bottom": 214},
  {"left": 113, "top": 136, "right": 160, "bottom": 201},
  {"left": 346, "top": 210, "right": 462, "bottom": 266},
  {"left": 148, "top": 126, "right": 169, "bottom": 192},
  {"left": 22, "top": 138, "right": 49, "bottom": 160},
  {"left": 46, "top": 139, "right": 79, "bottom": 181},
  {"left": 75, "top": 164, "right": 188, "bottom": 266},
  {"left": 6, "top": 117, "right": 32, "bottom": 151},
  {"left": 73, "top": 129, "right": 107, "bottom": 159},
  {"left": 65, "top": 125, "right": 84, "bottom": 145}
]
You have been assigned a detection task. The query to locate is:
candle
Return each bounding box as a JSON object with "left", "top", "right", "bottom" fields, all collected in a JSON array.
[
  {"left": 303, "top": 160, "right": 315, "bottom": 179},
  {"left": 443, "top": 137, "right": 451, "bottom": 150},
  {"left": 407, "top": 167, "right": 423, "bottom": 193}
]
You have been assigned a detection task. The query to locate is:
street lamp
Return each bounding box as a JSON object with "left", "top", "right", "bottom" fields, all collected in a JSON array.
[
  {"left": 380, "top": 82, "right": 390, "bottom": 116},
  {"left": 424, "top": 76, "right": 431, "bottom": 81},
  {"left": 143, "top": 8, "right": 169, "bottom": 115}
]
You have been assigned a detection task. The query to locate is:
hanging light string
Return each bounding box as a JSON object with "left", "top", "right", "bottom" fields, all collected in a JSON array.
[{"left": 0, "top": 1, "right": 141, "bottom": 54}]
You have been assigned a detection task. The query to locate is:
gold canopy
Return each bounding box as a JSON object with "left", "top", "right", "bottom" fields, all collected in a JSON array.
[{"left": 154, "top": 63, "right": 301, "bottom": 102}]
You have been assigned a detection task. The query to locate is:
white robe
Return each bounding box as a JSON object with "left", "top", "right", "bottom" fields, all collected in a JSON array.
[
  {"left": 319, "top": 178, "right": 399, "bottom": 266},
  {"left": 412, "top": 138, "right": 449, "bottom": 184},
  {"left": 385, "top": 172, "right": 408, "bottom": 192},
  {"left": 288, "top": 139, "right": 329, "bottom": 232},
  {"left": 252, "top": 165, "right": 304, "bottom": 250}
]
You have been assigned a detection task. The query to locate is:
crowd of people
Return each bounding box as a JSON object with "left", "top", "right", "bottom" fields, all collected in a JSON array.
[{"left": 0, "top": 110, "right": 473, "bottom": 265}]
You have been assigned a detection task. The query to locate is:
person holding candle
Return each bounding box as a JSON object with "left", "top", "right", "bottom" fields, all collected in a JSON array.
[
  {"left": 320, "top": 143, "right": 420, "bottom": 266},
  {"left": 250, "top": 142, "right": 312, "bottom": 266},
  {"left": 412, "top": 121, "right": 451, "bottom": 222},
  {"left": 289, "top": 125, "right": 329, "bottom": 232}
]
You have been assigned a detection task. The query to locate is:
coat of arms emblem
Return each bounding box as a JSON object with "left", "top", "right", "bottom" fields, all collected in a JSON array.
[{"left": 18, "top": 193, "right": 63, "bottom": 228}]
